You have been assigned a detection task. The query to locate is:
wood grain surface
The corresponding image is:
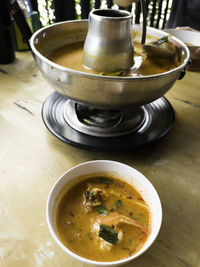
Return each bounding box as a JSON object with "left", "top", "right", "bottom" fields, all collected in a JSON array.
[{"left": 0, "top": 52, "right": 199, "bottom": 267}]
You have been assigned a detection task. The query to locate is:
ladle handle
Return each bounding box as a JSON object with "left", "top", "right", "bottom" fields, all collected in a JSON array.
[{"left": 140, "top": 0, "right": 147, "bottom": 45}]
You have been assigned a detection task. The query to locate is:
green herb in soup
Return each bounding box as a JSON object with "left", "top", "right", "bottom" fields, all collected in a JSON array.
[
  {"left": 56, "top": 175, "right": 150, "bottom": 262},
  {"left": 98, "top": 224, "right": 119, "bottom": 245}
]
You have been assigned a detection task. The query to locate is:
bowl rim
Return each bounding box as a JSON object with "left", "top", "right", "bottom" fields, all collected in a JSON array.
[
  {"left": 46, "top": 160, "right": 162, "bottom": 266},
  {"left": 164, "top": 28, "right": 200, "bottom": 47}
]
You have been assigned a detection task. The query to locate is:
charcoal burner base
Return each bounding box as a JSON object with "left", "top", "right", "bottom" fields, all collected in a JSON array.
[{"left": 42, "top": 92, "right": 175, "bottom": 151}]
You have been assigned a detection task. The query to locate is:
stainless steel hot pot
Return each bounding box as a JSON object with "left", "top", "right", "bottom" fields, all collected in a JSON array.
[{"left": 30, "top": 21, "right": 190, "bottom": 109}]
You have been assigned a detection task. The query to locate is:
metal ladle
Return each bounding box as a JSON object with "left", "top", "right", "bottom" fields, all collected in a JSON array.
[{"left": 140, "top": 0, "right": 176, "bottom": 58}]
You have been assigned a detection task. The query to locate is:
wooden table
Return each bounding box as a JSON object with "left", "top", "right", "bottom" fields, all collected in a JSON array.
[{"left": 0, "top": 52, "right": 199, "bottom": 267}]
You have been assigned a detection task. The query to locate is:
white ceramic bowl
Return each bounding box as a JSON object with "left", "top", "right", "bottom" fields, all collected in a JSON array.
[
  {"left": 164, "top": 29, "right": 200, "bottom": 71},
  {"left": 164, "top": 29, "right": 200, "bottom": 60},
  {"left": 46, "top": 160, "right": 162, "bottom": 266}
]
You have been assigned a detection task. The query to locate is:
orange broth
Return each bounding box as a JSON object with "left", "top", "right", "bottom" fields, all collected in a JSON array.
[
  {"left": 56, "top": 175, "right": 150, "bottom": 262},
  {"left": 48, "top": 41, "right": 179, "bottom": 76}
]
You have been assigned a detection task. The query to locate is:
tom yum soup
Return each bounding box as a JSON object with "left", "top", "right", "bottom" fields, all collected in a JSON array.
[{"left": 55, "top": 174, "right": 151, "bottom": 262}]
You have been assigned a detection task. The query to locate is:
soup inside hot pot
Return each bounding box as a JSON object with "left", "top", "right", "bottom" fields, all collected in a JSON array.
[{"left": 47, "top": 34, "right": 184, "bottom": 77}]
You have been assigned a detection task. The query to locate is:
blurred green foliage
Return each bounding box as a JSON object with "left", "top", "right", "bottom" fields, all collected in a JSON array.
[{"left": 38, "top": 0, "right": 172, "bottom": 29}]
